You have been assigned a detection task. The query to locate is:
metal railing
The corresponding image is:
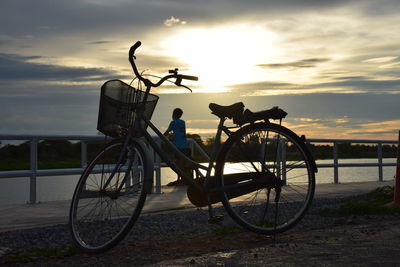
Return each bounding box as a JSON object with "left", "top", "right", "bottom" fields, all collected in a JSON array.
[
  {"left": 0, "top": 134, "right": 208, "bottom": 203},
  {"left": 307, "top": 138, "right": 398, "bottom": 184},
  {"left": 0, "top": 134, "right": 398, "bottom": 204}
]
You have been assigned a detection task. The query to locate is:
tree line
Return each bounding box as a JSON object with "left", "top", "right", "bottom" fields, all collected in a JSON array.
[{"left": 0, "top": 136, "right": 397, "bottom": 171}]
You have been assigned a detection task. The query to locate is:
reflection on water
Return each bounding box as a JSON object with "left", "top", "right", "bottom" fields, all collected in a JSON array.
[{"left": 0, "top": 158, "right": 396, "bottom": 204}]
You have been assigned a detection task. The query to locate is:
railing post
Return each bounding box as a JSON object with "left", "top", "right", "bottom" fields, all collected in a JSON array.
[
  {"left": 377, "top": 142, "right": 383, "bottom": 182},
  {"left": 394, "top": 130, "right": 400, "bottom": 205},
  {"left": 81, "top": 140, "right": 87, "bottom": 168},
  {"left": 260, "top": 138, "right": 266, "bottom": 172},
  {"left": 28, "top": 138, "right": 38, "bottom": 204},
  {"left": 333, "top": 142, "right": 339, "bottom": 184}
]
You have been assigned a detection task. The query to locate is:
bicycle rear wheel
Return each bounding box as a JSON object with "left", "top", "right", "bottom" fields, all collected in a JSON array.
[
  {"left": 215, "top": 122, "right": 315, "bottom": 235},
  {"left": 69, "top": 139, "right": 150, "bottom": 253}
]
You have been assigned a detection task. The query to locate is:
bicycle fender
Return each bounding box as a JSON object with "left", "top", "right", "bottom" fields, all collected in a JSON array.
[
  {"left": 222, "top": 122, "right": 318, "bottom": 174},
  {"left": 273, "top": 127, "right": 318, "bottom": 174},
  {"left": 298, "top": 136, "right": 318, "bottom": 173}
]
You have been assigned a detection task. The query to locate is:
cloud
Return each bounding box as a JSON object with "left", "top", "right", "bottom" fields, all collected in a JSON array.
[
  {"left": 0, "top": 0, "right": 386, "bottom": 41},
  {"left": 186, "top": 128, "right": 216, "bottom": 134},
  {"left": 315, "top": 77, "right": 400, "bottom": 93},
  {"left": 229, "top": 81, "right": 298, "bottom": 92},
  {"left": 87, "top": 40, "right": 114, "bottom": 45},
  {"left": 0, "top": 53, "right": 120, "bottom": 82},
  {"left": 229, "top": 76, "right": 400, "bottom": 95},
  {"left": 257, "top": 58, "right": 330, "bottom": 69},
  {"left": 164, "top": 16, "right": 187, "bottom": 27},
  {"left": 0, "top": 0, "right": 161, "bottom": 37},
  {"left": 363, "top": 56, "right": 398, "bottom": 63}
]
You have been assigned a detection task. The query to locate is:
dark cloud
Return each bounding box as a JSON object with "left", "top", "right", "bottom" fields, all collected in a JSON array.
[
  {"left": 0, "top": 53, "right": 121, "bottom": 82},
  {"left": 315, "top": 77, "right": 400, "bottom": 93},
  {"left": 138, "top": 54, "right": 189, "bottom": 72},
  {"left": 1, "top": 0, "right": 391, "bottom": 40},
  {"left": 334, "top": 76, "right": 368, "bottom": 81},
  {"left": 0, "top": 84, "right": 100, "bottom": 135},
  {"left": 0, "top": 0, "right": 191, "bottom": 38},
  {"left": 87, "top": 41, "right": 114, "bottom": 45},
  {"left": 355, "top": 0, "right": 400, "bottom": 16},
  {"left": 229, "top": 81, "right": 297, "bottom": 92},
  {"left": 347, "top": 130, "right": 396, "bottom": 136},
  {"left": 244, "top": 93, "right": 400, "bottom": 122},
  {"left": 230, "top": 76, "right": 400, "bottom": 94},
  {"left": 257, "top": 58, "right": 330, "bottom": 69}
]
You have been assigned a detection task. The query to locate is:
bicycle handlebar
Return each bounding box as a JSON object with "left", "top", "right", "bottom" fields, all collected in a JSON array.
[
  {"left": 128, "top": 41, "right": 198, "bottom": 89},
  {"left": 129, "top": 41, "right": 142, "bottom": 59},
  {"left": 180, "top": 75, "right": 198, "bottom": 81}
]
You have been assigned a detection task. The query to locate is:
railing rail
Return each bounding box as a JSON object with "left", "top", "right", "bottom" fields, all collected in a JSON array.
[
  {"left": 306, "top": 138, "right": 397, "bottom": 184},
  {"left": 0, "top": 134, "right": 398, "bottom": 204}
]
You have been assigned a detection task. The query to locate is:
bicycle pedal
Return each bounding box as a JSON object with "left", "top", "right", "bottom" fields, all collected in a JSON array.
[{"left": 208, "top": 215, "right": 224, "bottom": 224}]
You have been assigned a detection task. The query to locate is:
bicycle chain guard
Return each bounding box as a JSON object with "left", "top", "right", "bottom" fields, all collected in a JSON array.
[{"left": 186, "top": 172, "right": 280, "bottom": 207}]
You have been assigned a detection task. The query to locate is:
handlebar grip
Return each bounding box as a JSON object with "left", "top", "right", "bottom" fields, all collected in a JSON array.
[
  {"left": 181, "top": 75, "right": 199, "bottom": 81},
  {"left": 129, "top": 41, "right": 142, "bottom": 58}
]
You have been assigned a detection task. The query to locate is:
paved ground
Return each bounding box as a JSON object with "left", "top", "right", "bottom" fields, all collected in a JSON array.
[
  {"left": 11, "top": 203, "right": 400, "bottom": 266},
  {"left": 0, "top": 180, "right": 399, "bottom": 266},
  {"left": 0, "top": 180, "right": 394, "bottom": 231}
]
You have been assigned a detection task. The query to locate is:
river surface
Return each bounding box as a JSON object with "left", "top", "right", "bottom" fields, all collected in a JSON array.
[{"left": 0, "top": 158, "right": 396, "bottom": 204}]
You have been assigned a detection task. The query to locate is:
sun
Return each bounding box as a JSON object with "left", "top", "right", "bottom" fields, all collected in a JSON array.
[{"left": 159, "top": 24, "right": 281, "bottom": 92}]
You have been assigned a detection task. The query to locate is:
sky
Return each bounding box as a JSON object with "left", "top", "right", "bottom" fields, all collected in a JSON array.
[{"left": 0, "top": 0, "right": 399, "bottom": 141}]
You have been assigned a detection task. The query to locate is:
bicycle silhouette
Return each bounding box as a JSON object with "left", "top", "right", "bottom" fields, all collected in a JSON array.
[{"left": 69, "top": 41, "right": 317, "bottom": 253}]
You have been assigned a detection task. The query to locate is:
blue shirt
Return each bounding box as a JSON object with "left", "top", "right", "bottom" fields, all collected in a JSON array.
[{"left": 166, "top": 119, "right": 188, "bottom": 149}]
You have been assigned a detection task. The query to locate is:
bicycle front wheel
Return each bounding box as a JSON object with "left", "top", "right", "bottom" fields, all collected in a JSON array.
[
  {"left": 69, "top": 139, "right": 150, "bottom": 253},
  {"left": 215, "top": 122, "right": 315, "bottom": 235}
]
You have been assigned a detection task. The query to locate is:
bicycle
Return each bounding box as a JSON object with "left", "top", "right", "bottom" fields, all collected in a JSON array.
[{"left": 69, "top": 41, "right": 318, "bottom": 253}]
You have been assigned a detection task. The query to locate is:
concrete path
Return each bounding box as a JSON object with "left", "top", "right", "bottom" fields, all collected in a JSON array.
[{"left": 0, "top": 180, "right": 394, "bottom": 232}]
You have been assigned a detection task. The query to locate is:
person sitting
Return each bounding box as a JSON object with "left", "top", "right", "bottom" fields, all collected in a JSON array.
[{"left": 164, "top": 108, "right": 191, "bottom": 186}]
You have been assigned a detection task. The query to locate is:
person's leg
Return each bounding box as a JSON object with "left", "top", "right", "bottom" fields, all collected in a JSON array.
[{"left": 175, "top": 149, "right": 190, "bottom": 185}]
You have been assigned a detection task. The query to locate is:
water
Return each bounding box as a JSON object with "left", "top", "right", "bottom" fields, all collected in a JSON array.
[{"left": 0, "top": 158, "right": 396, "bottom": 204}]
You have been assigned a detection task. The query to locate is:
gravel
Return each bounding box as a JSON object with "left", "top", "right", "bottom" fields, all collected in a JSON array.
[{"left": 0, "top": 197, "right": 346, "bottom": 254}]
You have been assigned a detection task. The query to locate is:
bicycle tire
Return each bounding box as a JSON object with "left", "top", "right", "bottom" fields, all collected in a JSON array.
[
  {"left": 215, "top": 122, "right": 315, "bottom": 235},
  {"left": 69, "top": 138, "right": 150, "bottom": 253}
]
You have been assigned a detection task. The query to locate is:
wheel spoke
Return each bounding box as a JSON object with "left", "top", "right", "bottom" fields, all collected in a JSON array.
[
  {"left": 217, "top": 123, "right": 315, "bottom": 235},
  {"left": 70, "top": 140, "right": 148, "bottom": 253}
]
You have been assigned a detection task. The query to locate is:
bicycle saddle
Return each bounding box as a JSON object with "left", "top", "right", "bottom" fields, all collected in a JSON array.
[{"left": 209, "top": 102, "right": 245, "bottom": 119}]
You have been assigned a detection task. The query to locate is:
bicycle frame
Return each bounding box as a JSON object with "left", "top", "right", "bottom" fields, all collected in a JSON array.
[{"left": 138, "top": 109, "right": 230, "bottom": 193}]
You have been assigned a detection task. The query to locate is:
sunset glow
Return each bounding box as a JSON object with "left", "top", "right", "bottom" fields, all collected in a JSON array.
[
  {"left": 0, "top": 0, "right": 399, "bottom": 140},
  {"left": 160, "top": 24, "right": 279, "bottom": 91}
]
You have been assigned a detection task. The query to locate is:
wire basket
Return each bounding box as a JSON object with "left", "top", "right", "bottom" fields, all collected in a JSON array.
[{"left": 97, "top": 79, "right": 159, "bottom": 138}]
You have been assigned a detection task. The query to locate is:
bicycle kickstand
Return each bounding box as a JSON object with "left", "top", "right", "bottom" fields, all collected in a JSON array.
[
  {"left": 207, "top": 196, "right": 224, "bottom": 224},
  {"left": 273, "top": 187, "right": 281, "bottom": 243}
]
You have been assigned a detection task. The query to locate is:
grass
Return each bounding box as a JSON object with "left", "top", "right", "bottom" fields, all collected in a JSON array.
[{"left": 314, "top": 186, "right": 400, "bottom": 217}]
